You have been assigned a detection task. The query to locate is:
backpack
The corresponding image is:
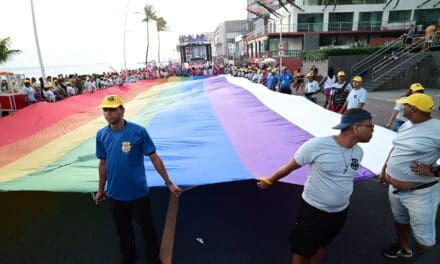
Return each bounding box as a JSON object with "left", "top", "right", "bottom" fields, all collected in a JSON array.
[{"left": 332, "top": 82, "right": 349, "bottom": 108}]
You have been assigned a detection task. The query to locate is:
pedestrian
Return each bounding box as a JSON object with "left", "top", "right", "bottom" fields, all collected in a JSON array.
[
  {"left": 278, "top": 66, "right": 294, "bottom": 94},
  {"left": 405, "top": 24, "right": 415, "bottom": 45},
  {"left": 380, "top": 93, "right": 440, "bottom": 260},
  {"left": 385, "top": 83, "right": 424, "bottom": 131},
  {"left": 303, "top": 71, "right": 319, "bottom": 103},
  {"left": 257, "top": 108, "right": 374, "bottom": 264},
  {"left": 328, "top": 71, "right": 352, "bottom": 113},
  {"left": 424, "top": 21, "right": 437, "bottom": 49},
  {"left": 320, "top": 67, "right": 336, "bottom": 108},
  {"left": 95, "top": 95, "right": 182, "bottom": 264},
  {"left": 339, "top": 76, "right": 367, "bottom": 114}
]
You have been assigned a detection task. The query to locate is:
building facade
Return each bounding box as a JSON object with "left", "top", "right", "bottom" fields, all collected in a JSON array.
[
  {"left": 243, "top": 0, "right": 440, "bottom": 62},
  {"left": 212, "top": 20, "right": 250, "bottom": 64}
]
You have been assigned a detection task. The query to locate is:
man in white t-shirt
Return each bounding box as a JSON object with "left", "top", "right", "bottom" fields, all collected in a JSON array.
[
  {"left": 257, "top": 108, "right": 374, "bottom": 264},
  {"left": 339, "top": 76, "right": 367, "bottom": 113},
  {"left": 22, "top": 80, "right": 37, "bottom": 105},
  {"left": 380, "top": 93, "right": 440, "bottom": 260}
]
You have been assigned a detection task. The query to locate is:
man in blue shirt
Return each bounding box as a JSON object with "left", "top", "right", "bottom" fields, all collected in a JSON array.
[
  {"left": 278, "top": 67, "right": 294, "bottom": 94},
  {"left": 95, "top": 95, "right": 181, "bottom": 264}
]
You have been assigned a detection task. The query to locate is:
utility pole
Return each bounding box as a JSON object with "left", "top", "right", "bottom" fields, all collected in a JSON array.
[
  {"left": 123, "top": 0, "right": 130, "bottom": 73},
  {"left": 279, "top": 18, "right": 283, "bottom": 69},
  {"left": 30, "top": 0, "right": 45, "bottom": 79}
]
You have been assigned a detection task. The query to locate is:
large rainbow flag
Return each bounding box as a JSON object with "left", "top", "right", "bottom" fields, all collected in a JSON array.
[{"left": 0, "top": 75, "right": 395, "bottom": 192}]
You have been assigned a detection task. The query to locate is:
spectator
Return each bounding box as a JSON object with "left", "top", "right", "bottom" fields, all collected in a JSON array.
[
  {"left": 424, "top": 21, "right": 437, "bottom": 49},
  {"left": 328, "top": 71, "right": 352, "bottom": 113},
  {"left": 339, "top": 76, "right": 367, "bottom": 114},
  {"left": 380, "top": 93, "right": 440, "bottom": 260},
  {"left": 22, "top": 79, "right": 37, "bottom": 105},
  {"left": 320, "top": 67, "right": 336, "bottom": 108},
  {"left": 278, "top": 67, "right": 294, "bottom": 94},
  {"left": 386, "top": 83, "right": 425, "bottom": 131}
]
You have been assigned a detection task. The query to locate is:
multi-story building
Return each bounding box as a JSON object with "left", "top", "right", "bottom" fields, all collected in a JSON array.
[
  {"left": 243, "top": 0, "right": 440, "bottom": 63},
  {"left": 212, "top": 20, "right": 250, "bottom": 64}
]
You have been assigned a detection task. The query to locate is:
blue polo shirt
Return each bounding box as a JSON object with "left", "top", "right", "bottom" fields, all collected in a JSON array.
[
  {"left": 96, "top": 121, "right": 156, "bottom": 201},
  {"left": 279, "top": 72, "right": 293, "bottom": 91}
]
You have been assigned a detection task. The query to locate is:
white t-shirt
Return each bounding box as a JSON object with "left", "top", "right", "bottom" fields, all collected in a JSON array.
[
  {"left": 66, "top": 86, "right": 76, "bottom": 95},
  {"left": 387, "top": 118, "right": 440, "bottom": 183},
  {"left": 393, "top": 97, "right": 408, "bottom": 122},
  {"left": 22, "top": 86, "right": 37, "bottom": 102},
  {"left": 294, "top": 136, "right": 364, "bottom": 213},
  {"left": 305, "top": 80, "right": 319, "bottom": 93},
  {"left": 346, "top": 87, "right": 368, "bottom": 109},
  {"left": 324, "top": 75, "right": 336, "bottom": 89}
]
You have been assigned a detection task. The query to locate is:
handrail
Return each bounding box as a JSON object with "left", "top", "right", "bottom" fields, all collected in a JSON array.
[
  {"left": 372, "top": 30, "right": 440, "bottom": 83},
  {"left": 371, "top": 37, "right": 425, "bottom": 77},
  {"left": 350, "top": 35, "right": 404, "bottom": 76}
]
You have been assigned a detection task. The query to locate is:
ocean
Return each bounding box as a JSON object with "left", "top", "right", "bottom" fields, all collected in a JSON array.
[{"left": 0, "top": 63, "right": 123, "bottom": 78}]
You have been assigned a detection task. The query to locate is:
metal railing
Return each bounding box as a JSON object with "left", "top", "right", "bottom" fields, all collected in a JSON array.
[
  {"left": 350, "top": 35, "right": 405, "bottom": 76},
  {"left": 371, "top": 31, "right": 440, "bottom": 83},
  {"left": 244, "top": 21, "right": 413, "bottom": 39}
]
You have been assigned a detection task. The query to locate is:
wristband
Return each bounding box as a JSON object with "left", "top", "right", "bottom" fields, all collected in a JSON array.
[
  {"left": 260, "top": 178, "right": 273, "bottom": 185},
  {"left": 165, "top": 180, "right": 173, "bottom": 185}
]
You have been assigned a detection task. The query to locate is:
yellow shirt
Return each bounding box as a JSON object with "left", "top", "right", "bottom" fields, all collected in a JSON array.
[{"left": 425, "top": 25, "right": 436, "bottom": 37}]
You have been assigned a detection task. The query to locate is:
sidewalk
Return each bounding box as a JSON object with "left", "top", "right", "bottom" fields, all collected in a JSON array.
[{"left": 368, "top": 88, "right": 440, "bottom": 119}]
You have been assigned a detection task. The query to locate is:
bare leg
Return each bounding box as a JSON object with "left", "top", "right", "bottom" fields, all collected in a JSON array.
[{"left": 395, "top": 222, "right": 411, "bottom": 251}]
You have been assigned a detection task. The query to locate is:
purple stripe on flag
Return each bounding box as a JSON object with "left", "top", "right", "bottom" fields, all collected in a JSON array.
[{"left": 204, "top": 77, "right": 374, "bottom": 186}]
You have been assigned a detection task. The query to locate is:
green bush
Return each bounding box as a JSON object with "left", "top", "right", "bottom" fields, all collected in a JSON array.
[{"left": 299, "top": 47, "right": 382, "bottom": 61}]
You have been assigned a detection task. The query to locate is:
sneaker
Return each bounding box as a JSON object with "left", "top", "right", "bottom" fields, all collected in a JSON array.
[{"left": 383, "top": 243, "right": 413, "bottom": 259}]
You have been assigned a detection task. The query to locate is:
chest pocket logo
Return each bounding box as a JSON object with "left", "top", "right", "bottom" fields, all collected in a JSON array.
[
  {"left": 351, "top": 158, "right": 359, "bottom": 170},
  {"left": 121, "top": 141, "right": 131, "bottom": 153}
]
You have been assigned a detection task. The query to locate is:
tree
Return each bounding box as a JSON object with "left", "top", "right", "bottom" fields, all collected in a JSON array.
[
  {"left": 142, "top": 4, "right": 157, "bottom": 66},
  {"left": 156, "top": 16, "right": 168, "bottom": 63},
  {"left": 0, "top": 37, "right": 21, "bottom": 64}
]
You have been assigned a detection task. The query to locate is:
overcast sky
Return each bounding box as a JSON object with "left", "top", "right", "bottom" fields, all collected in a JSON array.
[{"left": 0, "top": 0, "right": 247, "bottom": 72}]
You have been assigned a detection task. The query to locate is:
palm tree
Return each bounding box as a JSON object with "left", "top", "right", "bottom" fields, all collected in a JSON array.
[
  {"left": 142, "top": 4, "right": 157, "bottom": 66},
  {"left": 156, "top": 16, "right": 168, "bottom": 63},
  {"left": 0, "top": 37, "right": 21, "bottom": 64}
]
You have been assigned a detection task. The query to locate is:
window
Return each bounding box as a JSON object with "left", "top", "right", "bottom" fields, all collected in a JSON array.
[
  {"left": 298, "top": 13, "right": 324, "bottom": 32},
  {"left": 329, "top": 12, "right": 354, "bottom": 31},
  {"left": 304, "top": 0, "right": 385, "bottom": 5},
  {"left": 388, "top": 10, "right": 411, "bottom": 23},
  {"left": 359, "top": 12, "right": 382, "bottom": 30},
  {"left": 414, "top": 9, "right": 440, "bottom": 28}
]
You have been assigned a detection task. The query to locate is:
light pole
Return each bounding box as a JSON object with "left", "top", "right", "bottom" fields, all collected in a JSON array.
[
  {"left": 279, "top": 18, "right": 283, "bottom": 69},
  {"left": 123, "top": 0, "right": 130, "bottom": 73},
  {"left": 30, "top": 0, "right": 45, "bottom": 79}
]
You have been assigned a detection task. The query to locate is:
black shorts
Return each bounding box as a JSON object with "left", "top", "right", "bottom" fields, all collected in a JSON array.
[{"left": 289, "top": 197, "right": 349, "bottom": 258}]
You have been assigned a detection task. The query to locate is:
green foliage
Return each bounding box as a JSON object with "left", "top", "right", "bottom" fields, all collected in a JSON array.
[
  {"left": 299, "top": 46, "right": 381, "bottom": 61},
  {"left": 0, "top": 37, "right": 21, "bottom": 64}
]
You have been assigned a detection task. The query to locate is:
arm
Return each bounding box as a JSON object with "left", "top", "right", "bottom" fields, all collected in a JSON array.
[
  {"left": 257, "top": 158, "right": 302, "bottom": 189},
  {"left": 386, "top": 110, "right": 399, "bottom": 129},
  {"left": 357, "top": 102, "right": 365, "bottom": 109},
  {"left": 149, "top": 152, "right": 181, "bottom": 196},
  {"left": 95, "top": 159, "right": 107, "bottom": 204},
  {"left": 339, "top": 100, "right": 348, "bottom": 114},
  {"left": 379, "top": 147, "right": 394, "bottom": 183}
]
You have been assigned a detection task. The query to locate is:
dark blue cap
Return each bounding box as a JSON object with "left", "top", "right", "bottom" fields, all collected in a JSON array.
[{"left": 333, "top": 111, "right": 372, "bottom": 130}]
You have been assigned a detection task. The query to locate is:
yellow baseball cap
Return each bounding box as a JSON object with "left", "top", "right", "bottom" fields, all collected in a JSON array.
[
  {"left": 306, "top": 72, "right": 314, "bottom": 77},
  {"left": 396, "top": 93, "right": 434, "bottom": 113},
  {"left": 409, "top": 83, "right": 424, "bottom": 92},
  {"left": 99, "top": 95, "right": 124, "bottom": 108},
  {"left": 352, "top": 76, "right": 363, "bottom": 82},
  {"left": 337, "top": 71, "right": 345, "bottom": 76}
]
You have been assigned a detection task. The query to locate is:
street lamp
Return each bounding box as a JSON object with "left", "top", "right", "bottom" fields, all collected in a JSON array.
[
  {"left": 30, "top": 0, "right": 45, "bottom": 79},
  {"left": 123, "top": 0, "right": 130, "bottom": 73}
]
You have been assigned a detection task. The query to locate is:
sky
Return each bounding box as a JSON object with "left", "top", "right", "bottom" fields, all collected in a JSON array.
[{"left": 0, "top": 0, "right": 247, "bottom": 75}]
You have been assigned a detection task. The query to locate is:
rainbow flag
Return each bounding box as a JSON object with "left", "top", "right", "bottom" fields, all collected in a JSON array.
[{"left": 0, "top": 76, "right": 394, "bottom": 192}]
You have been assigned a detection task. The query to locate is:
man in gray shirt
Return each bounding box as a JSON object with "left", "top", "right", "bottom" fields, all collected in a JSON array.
[
  {"left": 257, "top": 108, "right": 374, "bottom": 264},
  {"left": 380, "top": 93, "right": 440, "bottom": 259}
]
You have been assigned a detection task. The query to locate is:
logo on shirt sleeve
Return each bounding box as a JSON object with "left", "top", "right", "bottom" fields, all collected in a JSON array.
[{"left": 121, "top": 141, "right": 131, "bottom": 153}]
